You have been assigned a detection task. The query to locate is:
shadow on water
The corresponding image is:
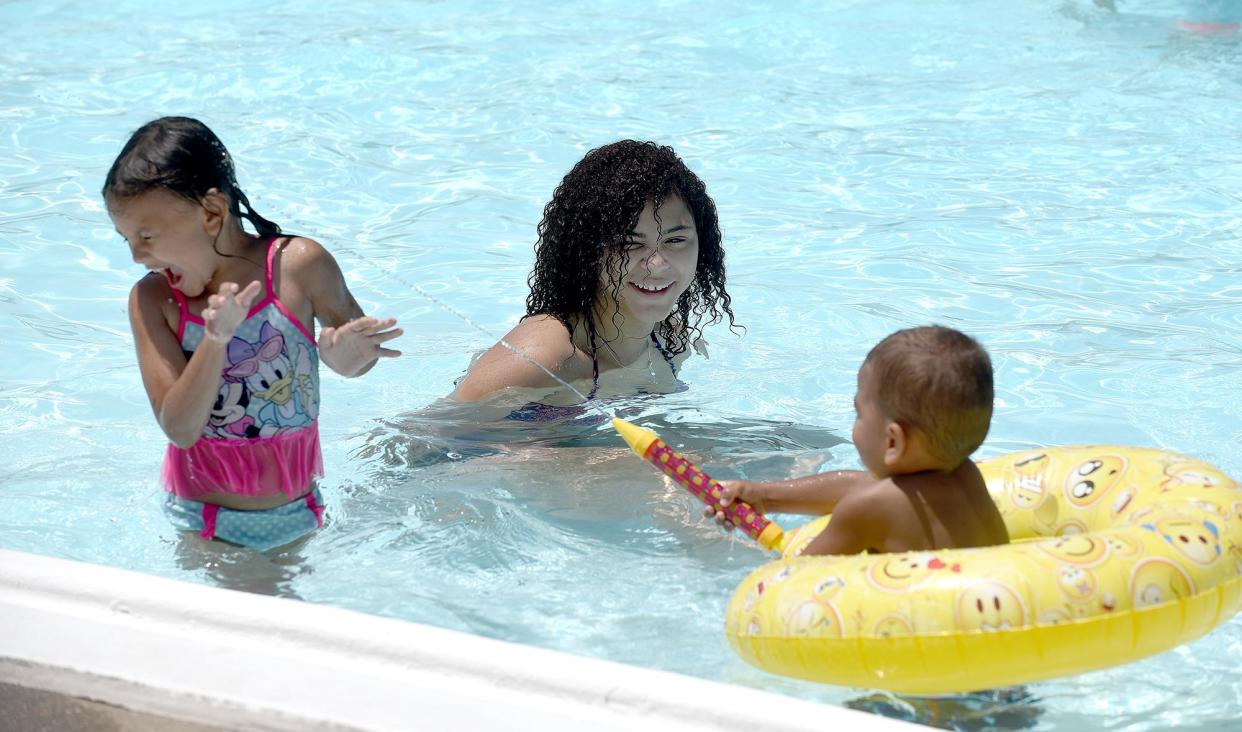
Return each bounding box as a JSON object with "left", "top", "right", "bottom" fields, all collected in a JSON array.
[
  {"left": 170, "top": 529, "right": 313, "bottom": 599},
  {"left": 352, "top": 393, "right": 848, "bottom": 484},
  {"left": 847, "top": 687, "right": 1045, "bottom": 732},
  {"left": 339, "top": 393, "right": 848, "bottom": 558}
]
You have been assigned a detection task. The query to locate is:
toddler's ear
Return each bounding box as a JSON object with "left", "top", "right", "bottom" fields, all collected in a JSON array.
[{"left": 883, "top": 421, "right": 907, "bottom": 466}]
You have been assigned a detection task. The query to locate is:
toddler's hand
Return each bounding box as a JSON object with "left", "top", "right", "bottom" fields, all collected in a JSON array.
[
  {"left": 704, "top": 480, "right": 765, "bottom": 529},
  {"left": 320, "top": 316, "right": 403, "bottom": 377},
  {"left": 203, "top": 281, "right": 263, "bottom": 344}
]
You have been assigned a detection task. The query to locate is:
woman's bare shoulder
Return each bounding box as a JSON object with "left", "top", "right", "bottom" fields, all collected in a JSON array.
[{"left": 452, "top": 316, "right": 586, "bottom": 400}]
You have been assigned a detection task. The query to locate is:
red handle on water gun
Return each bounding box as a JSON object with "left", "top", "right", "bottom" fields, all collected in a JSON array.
[{"left": 612, "top": 418, "right": 785, "bottom": 551}]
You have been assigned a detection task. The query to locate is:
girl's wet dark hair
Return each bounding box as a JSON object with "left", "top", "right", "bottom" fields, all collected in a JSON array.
[
  {"left": 101, "top": 116, "right": 281, "bottom": 240},
  {"left": 525, "top": 139, "right": 737, "bottom": 356}
]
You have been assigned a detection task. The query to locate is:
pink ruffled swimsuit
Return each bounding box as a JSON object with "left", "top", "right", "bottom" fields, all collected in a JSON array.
[{"left": 162, "top": 238, "right": 323, "bottom": 502}]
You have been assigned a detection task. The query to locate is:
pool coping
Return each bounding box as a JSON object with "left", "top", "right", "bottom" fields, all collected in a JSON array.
[{"left": 0, "top": 549, "right": 916, "bottom": 731}]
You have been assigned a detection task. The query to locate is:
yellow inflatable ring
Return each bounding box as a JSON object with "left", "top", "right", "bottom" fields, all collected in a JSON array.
[{"left": 725, "top": 446, "right": 1242, "bottom": 694}]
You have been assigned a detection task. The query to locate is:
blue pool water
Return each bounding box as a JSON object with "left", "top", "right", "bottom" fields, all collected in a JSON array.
[{"left": 2, "top": 1, "right": 1241, "bottom": 729}]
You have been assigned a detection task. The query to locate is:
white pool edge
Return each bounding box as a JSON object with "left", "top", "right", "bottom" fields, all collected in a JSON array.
[{"left": 0, "top": 549, "right": 916, "bottom": 731}]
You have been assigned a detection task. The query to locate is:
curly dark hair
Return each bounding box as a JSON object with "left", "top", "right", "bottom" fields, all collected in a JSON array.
[{"left": 525, "top": 140, "right": 737, "bottom": 356}]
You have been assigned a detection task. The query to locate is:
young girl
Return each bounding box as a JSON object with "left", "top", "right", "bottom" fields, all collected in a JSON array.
[
  {"left": 452, "top": 140, "right": 737, "bottom": 415},
  {"left": 105, "top": 116, "right": 402, "bottom": 551}
]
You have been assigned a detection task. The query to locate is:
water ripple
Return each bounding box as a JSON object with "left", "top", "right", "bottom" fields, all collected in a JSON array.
[{"left": 2, "top": 1, "right": 1241, "bottom": 729}]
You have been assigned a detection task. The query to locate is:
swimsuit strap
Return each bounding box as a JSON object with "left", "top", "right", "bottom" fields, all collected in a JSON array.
[
  {"left": 650, "top": 332, "right": 677, "bottom": 375},
  {"left": 585, "top": 321, "right": 678, "bottom": 398},
  {"left": 264, "top": 236, "right": 280, "bottom": 299}
]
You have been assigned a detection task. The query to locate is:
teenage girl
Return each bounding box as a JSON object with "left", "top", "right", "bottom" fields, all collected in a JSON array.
[{"left": 453, "top": 140, "right": 737, "bottom": 417}]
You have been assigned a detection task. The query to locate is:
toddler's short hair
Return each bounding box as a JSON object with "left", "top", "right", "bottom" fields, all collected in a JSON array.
[{"left": 864, "top": 326, "right": 993, "bottom": 466}]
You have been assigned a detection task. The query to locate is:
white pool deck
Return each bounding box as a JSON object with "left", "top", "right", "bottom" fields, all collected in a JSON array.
[{"left": 0, "top": 549, "right": 916, "bottom": 731}]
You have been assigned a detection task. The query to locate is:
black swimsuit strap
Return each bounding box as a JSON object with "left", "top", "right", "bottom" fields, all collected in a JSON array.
[
  {"left": 649, "top": 333, "right": 677, "bottom": 375},
  {"left": 586, "top": 321, "right": 678, "bottom": 396}
]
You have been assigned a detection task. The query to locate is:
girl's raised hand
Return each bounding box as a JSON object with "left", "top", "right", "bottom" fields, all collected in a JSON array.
[
  {"left": 320, "top": 316, "right": 403, "bottom": 377},
  {"left": 203, "top": 280, "right": 263, "bottom": 344}
]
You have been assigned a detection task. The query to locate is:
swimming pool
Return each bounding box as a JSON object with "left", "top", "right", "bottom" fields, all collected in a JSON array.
[{"left": 1, "top": 0, "right": 1240, "bottom": 729}]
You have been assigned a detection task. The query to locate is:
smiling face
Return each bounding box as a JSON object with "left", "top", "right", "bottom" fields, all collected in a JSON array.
[
  {"left": 1037, "top": 534, "right": 1110, "bottom": 567},
  {"left": 1064, "top": 455, "right": 1127, "bottom": 508},
  {"left": 109, "top": 189, "right": 220, "bottom": 297},
  {"left": 600, "top": 194, "right": 699, "bottom": 330},
  {"left": 209, "top": 381, "right": 249, "bottom": 427},
  {"left": 956, "top": 582, "right": 1027, "bottom": 632},
  {"left": 1150, "top": 517, "right": 1222, "bottom": 565},
  {"left": 866, "top": 554, "right": 937, "bottom": 592}
]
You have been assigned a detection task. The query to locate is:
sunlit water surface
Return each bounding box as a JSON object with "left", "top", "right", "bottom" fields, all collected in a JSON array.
[{"left": 1, "top": 1, "right": 1240, "bottom": 729}]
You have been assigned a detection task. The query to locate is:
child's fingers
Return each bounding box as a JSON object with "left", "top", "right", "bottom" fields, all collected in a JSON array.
[
  {"left": 236, "top": 280, "right": 263, "bottom": 307},
  {"left": 376, "top": 347, "right": 402, "bottom": 358},
  {"left": 371, "top": 328, "right": 403, "bottom": 343},
  {"left": 319, "top": 326, "right": 336, "bottom": 345},
  {"left": 354, "top": 317, "right": 397, "bottom": 333}
]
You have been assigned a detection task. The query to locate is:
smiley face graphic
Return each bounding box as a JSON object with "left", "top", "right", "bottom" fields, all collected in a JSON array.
[
  {"left": 1105, "top": 533, "right": 1143, "bottom": 559},
  {"left": 1159, "top": 461, "right": 1229, "bottom": 492},
  {"left": 1038, "top": 608, "right": 1071, "bottom": 625},
  {"left": 1056, "top": 566, "right": 1098, "bottom": 600},
  {"left": 813, "top": 576, "right": 846, "bottom": 600},
  {"left": 786, "top": 601, "right": 844, "bottom": 637},
  {"left": 1186, "top": 498, "right": 1224, "bottom": 517},
  {"left": 1007, "top": 453, "right": 1050, "bottom": 508},
  {"left": 956, "top": 582, "right": 1028, "bottom": 632},
  {"left": 742, "top": 566, "right": 793, "bottom": 611},
  {"left": 1004, "top": 453, "right": 1060, "bottom": 527},
  {"left": 872, "top": 613, "right": 916, "bottom": 638},
  {"left": 866, "top": 555, "right": 949, "bottom": 592},
  {"left": 1144, "top": 517, "right": 1222, "bottom": 566},
  {"left": 1064, "top": 455, "right": 1128, "bottom": 509},
  {"left": 1130, "top": 558, "right": 1195, "bottom": 607},
  {"left": 1037, "top": 534, "right": 1110, "bottom": 567},
  {"left": 1055, "top": 519, "right": 1089, "bottom": 536}
]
